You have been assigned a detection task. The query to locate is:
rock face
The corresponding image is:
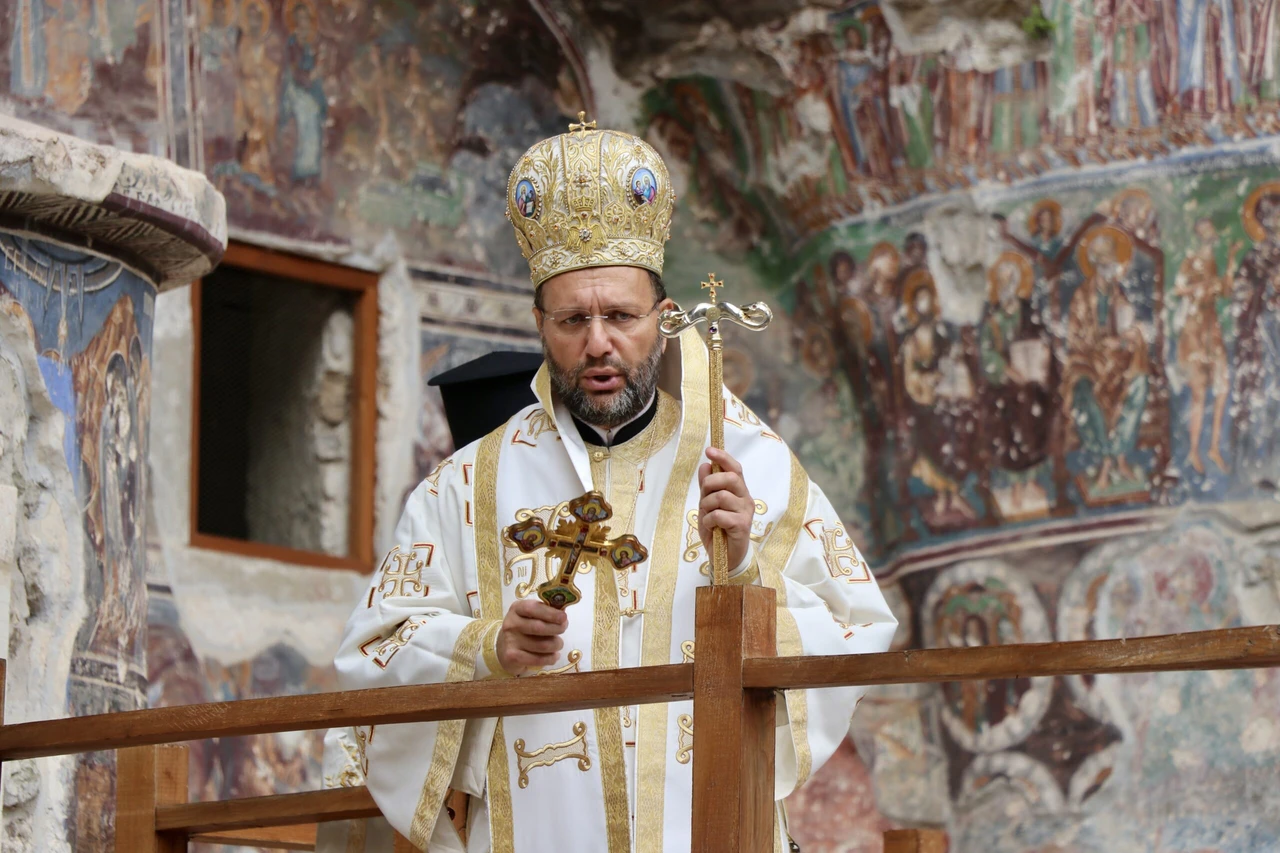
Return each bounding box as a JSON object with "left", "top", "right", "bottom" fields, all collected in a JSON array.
[{"left": 0, "top": 116, "right": 224, "bottom": 853}]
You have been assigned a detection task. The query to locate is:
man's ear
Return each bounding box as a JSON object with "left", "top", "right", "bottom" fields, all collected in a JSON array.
[{"left": 532, "top": 305, "right": 544, "bottom": 333}]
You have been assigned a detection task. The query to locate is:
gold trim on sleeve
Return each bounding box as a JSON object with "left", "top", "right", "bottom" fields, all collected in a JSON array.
[
  {"left": 481, "top": 620, "right": 509, "bottom": 679},
  {"left": 407, "top": 618, "right": 489, "bottom": 849}
]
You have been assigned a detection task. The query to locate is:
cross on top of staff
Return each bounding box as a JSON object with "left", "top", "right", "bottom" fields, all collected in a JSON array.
[{"left": 701, "top": 272, "right": 726, "bottom": 303}]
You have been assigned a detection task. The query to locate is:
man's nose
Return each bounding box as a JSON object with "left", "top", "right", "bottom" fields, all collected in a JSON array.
[{"left": 583, "top": 318, "right": 613, "bottom": 358}]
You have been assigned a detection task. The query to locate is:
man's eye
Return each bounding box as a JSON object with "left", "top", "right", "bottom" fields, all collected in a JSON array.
[
  {"left": 561, "top": 314, "right": 589, "bottom": 326},
  {"left": 607, "top": 312, "right": 637, "bottom": 322}
]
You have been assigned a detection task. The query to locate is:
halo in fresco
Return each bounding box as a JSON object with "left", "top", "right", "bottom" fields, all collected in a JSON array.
[
  {"left": 922, "top": 559, "right": 1053, "bottom": 754},
  {"left": 1075, "top": 225, "right": 1135, "bottom": 277},
  {"left": 1242, "top": 180, "right": 1280, "bottom": 241}
]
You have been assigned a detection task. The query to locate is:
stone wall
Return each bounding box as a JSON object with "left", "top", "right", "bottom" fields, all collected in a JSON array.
[{"left": 0, "top": 113, "right": 224, "bottom": 851}]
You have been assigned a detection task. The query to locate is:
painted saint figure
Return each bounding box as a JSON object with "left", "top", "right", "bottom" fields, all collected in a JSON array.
[
  {"left": 1174, "top": 218, "right": 1239, "bottom": 474},
  {"left": 1177, "top": 0, "right": 1243, "bottom": 116},
  {"left": 1229, "top": 183, "right": 1280, "bottom": 483},
  {"left": 900, "top": 270, "right": 978, "bottom": 523},
  {"left": 280, "top": 0, "right": 327, "bottom": 182},
  {"left": 234, "top": 0, "right": 280, "bottom": 186},
  {"left": 979, "top": 253, "right": 1054, "bottom": 517},
  {"left": 1064, "top": 227, "right": 1150, "bottom": 494}
]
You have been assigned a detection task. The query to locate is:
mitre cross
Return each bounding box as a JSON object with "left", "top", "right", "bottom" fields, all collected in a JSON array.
[
  {"left": 505, "top": 492, "right": 648, "bottom": 610},
  {"left": 568, "top": 111, "right": 597, "bottom": 136},
  {"left": 659, "top": 273, "right": 773, "bottom": 584}
]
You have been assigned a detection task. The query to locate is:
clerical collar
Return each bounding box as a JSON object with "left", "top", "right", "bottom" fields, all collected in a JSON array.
[{"left": 572, "top": 394, "right": 658, "bottom": 447}]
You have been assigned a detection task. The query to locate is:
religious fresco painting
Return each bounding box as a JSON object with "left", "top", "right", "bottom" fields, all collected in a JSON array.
[
  {"left": 147, "top": 584, "right": 334, "bottom": 853},
  {"left": 0, "top": 235, "right": 156, "bottom": 850},
  {"left": 0, "top": 0, "right": 167, "bottom": 152},
  {"left": 753, "top": 161, "right": 1280, "bottom": 573},
  {"left": 645, "top": 0, "right": 1280, "bottom": 250},
  {"left": 194, "top": 0, "right": 581, "bottom": 274}
]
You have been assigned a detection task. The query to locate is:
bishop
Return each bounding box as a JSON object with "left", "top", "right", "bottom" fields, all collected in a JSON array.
[{"left": 331, "top": 117, "right": 897, "bottom": 852}]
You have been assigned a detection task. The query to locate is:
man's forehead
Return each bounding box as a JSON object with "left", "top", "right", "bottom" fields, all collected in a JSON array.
[{"left": 539, "top": 266, "right": 652, "bottom": 304}]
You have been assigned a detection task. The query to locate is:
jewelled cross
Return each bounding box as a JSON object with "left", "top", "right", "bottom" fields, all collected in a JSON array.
[
  {"left": 569, "top": 111, "right": 597, "bottom": 136},
  {"left": 505, "top": 492, "right": 648, "bottom": 610},
  {"left": 659, "top": 273, "right": 773, "bottom": 584},
  {"left": 702, "top": 273, "right": 724, "bottom": 303}
]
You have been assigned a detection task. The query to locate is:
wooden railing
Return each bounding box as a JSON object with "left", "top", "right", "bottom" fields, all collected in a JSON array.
[{"left": 1, "top": 586, "right": 1278, "bottom": 851}]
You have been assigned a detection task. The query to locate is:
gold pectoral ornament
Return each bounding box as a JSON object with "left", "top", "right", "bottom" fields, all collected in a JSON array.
[
  {"left": 504, "top": 491, "right": 649, "bottom": 610},
  {"left": 659, "top": 274, "right": 772, "bottom": 585}
]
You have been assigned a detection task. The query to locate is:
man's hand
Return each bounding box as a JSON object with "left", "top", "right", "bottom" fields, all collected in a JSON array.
[
  {"left": 496, "top": 599, "right": 567, "bottom": 676},
  {"left": 697, "top": 447, "right": 755, "bottom": 571}
]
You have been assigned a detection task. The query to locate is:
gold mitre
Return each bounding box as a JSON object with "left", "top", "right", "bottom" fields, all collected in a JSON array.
[{"left": 506, "top": 113, "right": 675, "bottom": 287}]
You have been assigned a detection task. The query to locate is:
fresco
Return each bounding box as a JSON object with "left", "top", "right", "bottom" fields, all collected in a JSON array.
[
  {"left": 645, "top": 0, "right": 1280, "bottom": 246},
  {"left": 722, "top": 160, "right": 1280, "bottom": 573},
  {"left": 0, "top": 234, "right": 156, "bottom": 850},
  {"left": 0, "top": 0, "right": 167, "bottom": 152},
  {"left": 782, "top": 517, "right": 1280, "bottom": 852},
  {"left": 195, "top": 0, "right": 582, "bottom": 275},
  {"left": 147, "top": 582, "right": 334, "bottom": 853}
]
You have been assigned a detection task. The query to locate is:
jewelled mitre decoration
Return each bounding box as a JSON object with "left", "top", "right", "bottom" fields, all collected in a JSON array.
[{"left": 506, "top": 112, "right": 675, "bottom": 287}]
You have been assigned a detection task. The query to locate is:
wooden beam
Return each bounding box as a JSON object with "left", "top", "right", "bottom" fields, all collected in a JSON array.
[
  {"left": 157, "top": 787, "right": 380, "bottom": 835},
  {"left": 0, "top": 664, "right": 692, "bottom": 761},
  {"left": 744, "top": 625, "right": 1280, "bottom": 690},
  {"left": 690, "top": 586, "right": 777, "bottom": 853},
  {"left": 884, "top": 829, "right": 948, "bottom": 853},
  {"left": 116, "top": 744, "right": 190, "bottom": 853},
  {"left": 220, "top": 242, "right": 380, "bottom": 292},
  {"left": 189, "top": 824, "right": 318, "bottom": 850}
]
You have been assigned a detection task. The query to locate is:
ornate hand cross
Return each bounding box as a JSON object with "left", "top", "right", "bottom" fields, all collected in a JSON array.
[
  {"left": 659, "top": 274, "right": 773, "bottom": 584},
  {"left": 505, "top": 492, "right": 648, "bottom": 610}
]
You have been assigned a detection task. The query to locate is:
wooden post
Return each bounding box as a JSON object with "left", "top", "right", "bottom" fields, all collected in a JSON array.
[
  {"left": 690, "top": 585, "right": 777, "bottom": 853},
  {"left": 116, "top": 744, "right": 190, "bottom": 853},
  {"left": 884, "top": 829, "right": 949, "bottom": 853},
  {"left": 393, "top": 830, "right": 421, "bottom": 852}
]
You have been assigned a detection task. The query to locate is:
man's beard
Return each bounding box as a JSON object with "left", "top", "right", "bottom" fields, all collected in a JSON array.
[{"left": 545, "top": 336, "right": 664, "bottom": 429}]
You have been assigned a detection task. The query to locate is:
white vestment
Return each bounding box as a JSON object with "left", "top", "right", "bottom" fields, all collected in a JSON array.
[{"left": 330, "top": 329, "right": 897, "bottom": 852}]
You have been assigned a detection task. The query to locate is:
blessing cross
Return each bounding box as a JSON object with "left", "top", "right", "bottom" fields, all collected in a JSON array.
[
  {"left": 505, "top": 492, "right": 648, "bottom": 610},
  {"left": 659, "top": 273, "right": 773, "bottom": 585}
]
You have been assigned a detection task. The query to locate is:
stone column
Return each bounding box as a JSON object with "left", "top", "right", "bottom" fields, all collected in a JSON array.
[{"left": 0, "top": 116, "right": 225, "bottom": 852}]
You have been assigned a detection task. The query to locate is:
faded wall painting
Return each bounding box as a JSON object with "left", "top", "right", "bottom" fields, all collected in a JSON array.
[
  {"left": 750, "top": 162, "right": 1280, "bottom": 573},
  {"left": 0, "top": 0, "right": 168, "bottom": 152},
  {"left": 195, "top": 0, "right": 582, "bottom": 275},
  {"left": 147, "top": 582, "right": 334, "bottom": 852},
  {"left": 0, "top": 234, "right": 156, "bottom": 850},
  {"left": 645, "top": 0, "right": 1280, "bottom": 249},
  {"left": 787, "top": 515, "right": 1280, "bottom": 853}
]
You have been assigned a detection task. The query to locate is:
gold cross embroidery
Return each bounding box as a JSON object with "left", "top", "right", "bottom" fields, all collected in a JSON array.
[
  {"left": 378, "top": 545, "right": 434, "bottom": 598},
  {"left": 701, "top": 272, "right": 725, "bottom": 303},
  {"left": 568, "top": 111, "right": 597, "bottom": 135}
]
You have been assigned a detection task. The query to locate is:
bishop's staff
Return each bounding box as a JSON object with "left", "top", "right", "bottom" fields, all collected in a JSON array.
[{"left": 659, "top": 274, "right": 772, "bottom": 585}]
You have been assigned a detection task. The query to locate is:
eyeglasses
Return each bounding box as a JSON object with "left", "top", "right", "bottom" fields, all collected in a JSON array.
[{"left": 541, "top": 299, "right": 662, "bottom": 337}]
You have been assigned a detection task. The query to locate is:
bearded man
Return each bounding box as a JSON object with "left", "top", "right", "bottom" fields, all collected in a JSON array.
[{"left": 332, "top": 118, "right": 896, "bottom": 852}]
